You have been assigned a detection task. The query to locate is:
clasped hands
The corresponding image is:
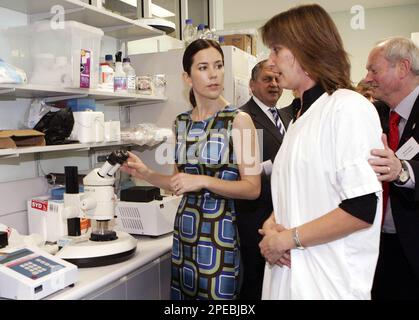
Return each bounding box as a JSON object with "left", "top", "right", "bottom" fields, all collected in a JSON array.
[{"left": 258, "top": 219, "right": 291, "bottom": 268}]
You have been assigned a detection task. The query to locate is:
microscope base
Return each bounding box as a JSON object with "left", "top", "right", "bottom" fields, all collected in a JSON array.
[{"left": 56, "top": 231, "right": 137, "bottom": 268}]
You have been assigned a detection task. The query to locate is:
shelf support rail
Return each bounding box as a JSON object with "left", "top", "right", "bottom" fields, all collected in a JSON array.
[
  {"left": 0, "top": 88, "right": 15, "bottom": 95},
  {"left": 43, "top": 94, "right": 88, "bottom": 104}
]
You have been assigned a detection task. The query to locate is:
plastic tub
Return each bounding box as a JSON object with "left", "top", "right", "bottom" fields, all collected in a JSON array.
[{"left": 2, "top": 20, "right": 104, "bottom": 89}]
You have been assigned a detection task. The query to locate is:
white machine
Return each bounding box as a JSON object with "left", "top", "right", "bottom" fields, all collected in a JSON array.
[
  {"left": 55, "top": 150, "right": 137, "bottom": 268},
  {"left": 27, "top": 198, "right": 90, "bottom": 243},
  {"left": 116, "top": 195, "right": 181, "bottom": 236},
  {"left": 0, "top": 246, "right": 78, "bottom": 300}
]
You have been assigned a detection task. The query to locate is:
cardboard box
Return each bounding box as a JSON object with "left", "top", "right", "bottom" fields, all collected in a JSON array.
[
  {"left": 0, "top": 129, "right": 46, "bottom": 149},
  {"left": 223, "top": 34, "right": 256, "bottom": 56}
]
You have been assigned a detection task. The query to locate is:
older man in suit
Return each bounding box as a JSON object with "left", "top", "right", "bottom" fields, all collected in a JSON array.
[
  {"left": 235, "top": 59, "right": 292, "bottom": 299},
  {"left": 365, "top": 37, "right": 419, "bottom": 300}
]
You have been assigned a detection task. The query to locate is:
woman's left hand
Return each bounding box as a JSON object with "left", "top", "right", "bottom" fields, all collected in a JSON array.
[
  {"left": 259, "top": 225, "right": 290, "bottom": 266},
  {"left": 170, "top": 173, "right": 207, "bottom": 196}
]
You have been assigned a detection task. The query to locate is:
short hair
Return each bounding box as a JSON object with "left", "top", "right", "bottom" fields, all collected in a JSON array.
[
  {"left": 260, "top": 4, "right": 352, "bottom": 94},
  {"left": 251, "top": 60, "right": 269, "bottom": 81},
  {"left": 376, "top": 37, "right": 419, "bottom": 76}
]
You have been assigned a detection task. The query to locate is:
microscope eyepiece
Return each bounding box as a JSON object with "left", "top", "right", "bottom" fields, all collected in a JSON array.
[
  {"left": 107, "top": 150, "right": 129, "bottom": 165},
  {"left": 98, "top": 150, "right": 129, "bottom": 178}
]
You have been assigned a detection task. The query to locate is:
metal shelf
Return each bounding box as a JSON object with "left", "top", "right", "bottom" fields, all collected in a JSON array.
[
  {"left": 0, "top": 84, "right": 167, "bottom": 105},
  {"left": 0, "top": 0, "right": 164, "bottom": 40},
  {"left": 0, "top": 141, "right": 134, "bottom": 158}
]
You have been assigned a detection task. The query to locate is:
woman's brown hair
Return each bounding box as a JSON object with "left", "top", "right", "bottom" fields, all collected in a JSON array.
[
  {"left": 260, "top": 4, "right": 353, "bottom": 94},
  {"left": 183, "top": 39, "right": 224, "bottom": 107}
]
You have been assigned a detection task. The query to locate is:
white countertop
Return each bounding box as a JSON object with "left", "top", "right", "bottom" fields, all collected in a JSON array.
[{"left": 47, "top": 234, "right": 173, "bottom": 300}]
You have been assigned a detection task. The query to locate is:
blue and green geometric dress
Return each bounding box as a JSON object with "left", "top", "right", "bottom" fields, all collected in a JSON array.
[{"left": 171, "top": 106, "right": 241, "bottom": 300}]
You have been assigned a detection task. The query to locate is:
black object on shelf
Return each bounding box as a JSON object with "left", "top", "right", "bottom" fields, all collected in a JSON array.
[
  {"left": 0, "top": 231, "right": 9, "bottom": 249},
  {"left": 120, "top": 186, "right": 161, "bottom": 202}
]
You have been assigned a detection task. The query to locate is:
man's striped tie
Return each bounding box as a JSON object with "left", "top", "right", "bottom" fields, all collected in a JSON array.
[{"left": 269, "top": 107, "right": 285, "bottom": 135}]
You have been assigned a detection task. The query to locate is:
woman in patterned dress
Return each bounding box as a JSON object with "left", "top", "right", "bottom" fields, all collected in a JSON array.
[{"left": 121, "top": 39, "right": 261, "bottom": 299}]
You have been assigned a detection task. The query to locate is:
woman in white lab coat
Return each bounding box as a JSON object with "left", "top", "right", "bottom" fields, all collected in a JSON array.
[{"left": 258, "top": 4, "right": 384, "bottom": 299}]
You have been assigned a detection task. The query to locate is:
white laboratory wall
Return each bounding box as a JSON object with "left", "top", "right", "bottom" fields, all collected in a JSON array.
[
  {"left": 0, "top": 178, "right": 49, "bottom": 234},
  {"left": 224, "top": 3, "right": 419, "bottom": 106},
  {"left": 128, "top": 35, "right": 184, "bottom": 55},
  {"left": 128, "top": 49, "right": 187, "bottom": 177}
]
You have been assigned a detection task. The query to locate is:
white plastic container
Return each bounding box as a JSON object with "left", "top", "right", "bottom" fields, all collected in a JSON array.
[
  {"left": 70, "top": 111, "right": 105, "bottom": 143},
  {"left": 104, "top": 121, "right": 121, "bottom": 142},
  {"left": 3, "top": 21, "right": 104, "bottom": 89}
]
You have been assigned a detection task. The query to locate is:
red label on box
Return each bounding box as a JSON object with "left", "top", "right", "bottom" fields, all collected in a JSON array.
[{"left": 31, "top": 199, "right": 48, "bottom": 212}]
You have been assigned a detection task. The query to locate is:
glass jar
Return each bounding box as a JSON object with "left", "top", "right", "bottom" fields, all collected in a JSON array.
[
  {"left": 137, "top": 75, "right": 152, "bottom": 94},
  {"left": 153, "top": 74, "right": 166, "bottom": 96}
]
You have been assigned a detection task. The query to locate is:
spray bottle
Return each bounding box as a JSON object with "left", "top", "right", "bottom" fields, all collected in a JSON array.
[{"left": 113, "top": 51, "right": 127, "bottom": 92}]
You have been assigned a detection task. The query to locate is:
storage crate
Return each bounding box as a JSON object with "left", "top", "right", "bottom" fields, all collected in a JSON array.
[{"left": 2, "top": 20, "right": 103, "bottom": 89}]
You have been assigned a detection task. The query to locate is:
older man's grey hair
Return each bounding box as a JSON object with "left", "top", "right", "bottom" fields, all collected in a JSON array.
[{"left": 377, "top": 37, "right": 419, "bottom": 76}]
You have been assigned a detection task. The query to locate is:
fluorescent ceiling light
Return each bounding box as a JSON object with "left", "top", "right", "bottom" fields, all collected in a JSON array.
[{"left": 119, "top": 0, "right": 175, "bottom": 18}]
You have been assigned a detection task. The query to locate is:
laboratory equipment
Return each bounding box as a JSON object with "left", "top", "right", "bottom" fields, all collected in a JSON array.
[
  {"left": 55, "top": 150, "right": 137, "bottom": 268},
  {"left": 0, "top": 246, "right": 78, "bottom": 300},
  {"left": 116, "top": 195, "right": 181, "bottom": 236},
  {"left": 27, "top": 197, "right": 90, "bottom": 243}
]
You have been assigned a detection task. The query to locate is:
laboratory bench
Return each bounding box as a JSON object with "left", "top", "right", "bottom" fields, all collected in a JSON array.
[{"left": 46, "top": 233, "right": 173, "bottom": 300}]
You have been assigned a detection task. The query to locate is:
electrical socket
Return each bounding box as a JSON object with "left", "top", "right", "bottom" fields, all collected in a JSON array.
[{"left": 93, "top": 150, "right": 110, "bottom": 165}]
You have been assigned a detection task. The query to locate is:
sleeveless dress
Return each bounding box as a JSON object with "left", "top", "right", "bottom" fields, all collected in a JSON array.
[{"left": 171, "top": 106, "right": 241, "bottom": 300}]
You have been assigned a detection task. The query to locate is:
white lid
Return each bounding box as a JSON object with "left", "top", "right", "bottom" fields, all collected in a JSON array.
[{"left": 32, "top": 20, "right": 104, "bottom": 36}]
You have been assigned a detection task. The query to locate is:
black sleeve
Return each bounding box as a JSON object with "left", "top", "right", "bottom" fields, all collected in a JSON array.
[{"left": 338, "top": 193, "right": 378, "bottom": 224}]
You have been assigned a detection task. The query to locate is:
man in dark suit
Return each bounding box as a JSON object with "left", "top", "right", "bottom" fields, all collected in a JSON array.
[
  {"left": 365, "top": 37, "right": 419, "bottom": 300},
  {"left": 236, "top": 59, "right": 292, "bottom": 299}
]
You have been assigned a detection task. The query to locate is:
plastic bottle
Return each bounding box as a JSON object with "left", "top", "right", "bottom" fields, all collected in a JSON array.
[
  {"left": 197, "top": 24, "right": 205, "bottom": 39},
  {"left": 113, "top": 51, "right": 127, "bottom": 92},
  {"left": 105, "top": 54, "right": 115, "bottom": 70},
  {"left": 210, "top": 28, "right": 218, "bottom": 42},
  {"left": 123, "top": 57, "right": 136, "bottom": 94},
  {"left": 100, "top": 63, "right": 114, "bottom": 92},
  {"left": 203, "top": 25, "right": 211, "bottom": 40},
  {"left": 183, "top": 19, "right": 196, "bottom": 47},
  {"left": 99, "top": 54, "right": 115, "bottom": 92}
]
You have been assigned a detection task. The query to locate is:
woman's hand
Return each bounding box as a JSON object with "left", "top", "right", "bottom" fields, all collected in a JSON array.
[
  {"left": 120, "top": 151, "right": 150, "bottom": 180},
  {"left": 259, "top": 224, "right": 292, "bottom": 267},
  {"left": 261, "top": 214, "right": 278, "bottom": 234},
  {"left": 170, "top": 173, "right": 208, "bottom": 196}
]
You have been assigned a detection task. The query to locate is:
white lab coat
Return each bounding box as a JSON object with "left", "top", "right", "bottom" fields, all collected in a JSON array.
[{"left": 262, "top": 89, "right": 383, "bottom": 300}]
